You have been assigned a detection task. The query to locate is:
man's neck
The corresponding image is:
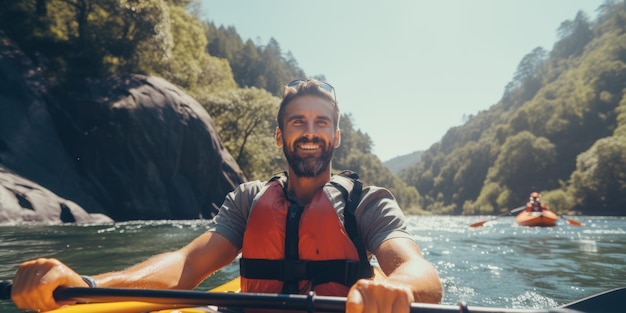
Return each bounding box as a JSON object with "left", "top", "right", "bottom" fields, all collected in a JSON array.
[{"left": 286, "top": 169, "right": 331, "bottom": 204}]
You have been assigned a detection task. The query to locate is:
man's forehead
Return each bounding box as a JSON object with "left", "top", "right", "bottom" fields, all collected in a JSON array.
[{"left": 283, "top": 96, "right": 335, "bottom": 115}]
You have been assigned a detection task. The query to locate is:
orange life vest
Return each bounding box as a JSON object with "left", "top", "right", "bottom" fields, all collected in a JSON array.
[
  {"left": 526, "top": 201, "right": 546, "bottom": 212},
  {"left": 239, "top": 174, "right": 372, "bottom": 296}
]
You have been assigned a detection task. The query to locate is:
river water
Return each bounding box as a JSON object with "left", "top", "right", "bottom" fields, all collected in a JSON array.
[{"left": 1, "top": 215, "right": 624, "bottom": 312}]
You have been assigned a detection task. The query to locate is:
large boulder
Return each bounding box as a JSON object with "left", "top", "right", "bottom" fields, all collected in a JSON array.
[
  {"left": 58, "top": 74, "right": 246, "bottom": 220},
  {"left": 0, "top": 32, "right": 246, "bottom": 224}
]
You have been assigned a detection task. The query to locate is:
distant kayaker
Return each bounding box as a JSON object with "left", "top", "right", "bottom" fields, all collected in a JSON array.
[
  {"left": 526, "top": 192, "right": 548, "bottom": 212},
  {"left": 10, "top": 79, "right": 443, "bottom": 312}
]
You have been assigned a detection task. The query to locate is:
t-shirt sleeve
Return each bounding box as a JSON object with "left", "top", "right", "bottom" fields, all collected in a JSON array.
[
  {"left": 207, "top": 181, "right": 263, "bottom": 249},
  {"left": 356, "top": 186, "right": 414, "bottom": 253}
]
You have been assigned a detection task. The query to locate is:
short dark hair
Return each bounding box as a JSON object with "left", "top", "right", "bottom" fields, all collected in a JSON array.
[{"left": 277, "top": 79, "right": 340, "bottom": 130}]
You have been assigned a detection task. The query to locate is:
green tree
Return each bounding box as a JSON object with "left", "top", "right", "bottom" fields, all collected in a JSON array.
[
  {"left": 503, "top": 47, "right": 547, "bottom": 105},
  {"left": 551, "top": 11, "right": 593, "bottom": 60},
  {"left": 204, "top": 23, "right": 307, "bottom": 97},
  {"left": 615, "top": 90, "right": 626, "bottom": 137},
  {"left": 157, "top": 5, "right": 236, "bottom": 93},
  {"left": 205, "top": 24, "right": 244, "bottom": 61},
  {"left": 569, "top": 136, "right": 626, "bottom": 214},
  {"left": 484, "top": 131, "right": 557, "bottom": 207},
  {"left": 233, "top": 40, "right": 263, "bottom": 88},
  {"left": 200, "top": 88, "right": 283, "bottom": 180}
]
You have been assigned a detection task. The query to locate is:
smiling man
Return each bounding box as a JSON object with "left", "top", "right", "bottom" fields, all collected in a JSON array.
[
  {"left": 265, "top": 80, "right": 443, "bottom": 310},
  {"left": 11, "top": 79, "right": 442, "bottom": 313},
  {"left": 277, "top": 83, "right": 341, "bottom": 201}
]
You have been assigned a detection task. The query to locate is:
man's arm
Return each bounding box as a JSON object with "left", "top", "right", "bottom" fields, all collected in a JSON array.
[
  {"left": 94, "top": 231, "right": 239, "bottom": 289},
  {"left": 346, "top": 237, "right": 443, "bottom": 312},
  {"left": 11, "top": 231, "right": 239, "bottom": 311},
  {"left": 375, "top": 237, "right": 443, "bottom": 303}
]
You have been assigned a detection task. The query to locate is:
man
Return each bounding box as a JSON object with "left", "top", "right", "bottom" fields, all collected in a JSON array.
[
  {"left": 11, "top": 79, "right": 443, "bottom": 312},
  {"left": 526, "top": 192, "right": 547, "bottom": 212}
]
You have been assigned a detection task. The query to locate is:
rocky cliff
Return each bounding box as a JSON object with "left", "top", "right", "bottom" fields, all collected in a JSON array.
[{"left": 0, "top": 33, "right": 246, "bottom": 224}]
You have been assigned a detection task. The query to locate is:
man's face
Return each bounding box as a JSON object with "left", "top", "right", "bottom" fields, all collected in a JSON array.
[{"left": 276, "top": 95, "right": 340, "bottom": 177}]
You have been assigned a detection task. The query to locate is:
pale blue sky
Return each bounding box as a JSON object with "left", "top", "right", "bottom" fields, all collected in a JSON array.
[{"left": 200, "top": 0, "right": 604, "bottom": 161}]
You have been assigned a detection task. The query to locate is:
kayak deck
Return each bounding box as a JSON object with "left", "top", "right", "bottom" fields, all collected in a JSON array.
[{"left": 47, "top": 277, "right": 241, "bottom": 313}]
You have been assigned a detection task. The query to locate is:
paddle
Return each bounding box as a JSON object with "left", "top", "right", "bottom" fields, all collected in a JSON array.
[
  {"left": 469, "top": 206, "right": 526, "bottom": 228},
  {"left": 558, "top": 214, "right": 583, "bottom": 226},
  {"left": 2, "top": 280, "right": 624, "bottom": 313}
]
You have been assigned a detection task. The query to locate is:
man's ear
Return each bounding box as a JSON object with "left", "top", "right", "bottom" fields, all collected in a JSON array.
[
  {"left": 275, "top": 127, "right": 283, "bottom": 147},
  {"left": 334, "top": 128, "right": 341, "bottom": 148}
]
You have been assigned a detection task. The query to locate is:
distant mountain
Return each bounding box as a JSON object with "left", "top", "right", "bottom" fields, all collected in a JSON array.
[{"left": 383, "top": 151, "right": 424, "bottom": 175}]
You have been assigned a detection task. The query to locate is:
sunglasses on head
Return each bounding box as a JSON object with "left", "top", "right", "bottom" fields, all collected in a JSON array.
[{"left": 287, "top": 79, "right": 336, "bottom": 103}]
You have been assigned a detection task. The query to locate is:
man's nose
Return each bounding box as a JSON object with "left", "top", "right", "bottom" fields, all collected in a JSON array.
[{"left": 303, "top": 121, "right": 317, "bottom": 136}]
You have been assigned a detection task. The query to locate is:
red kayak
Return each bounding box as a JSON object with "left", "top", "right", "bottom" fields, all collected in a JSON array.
[{"left": 515, "top": 209, "right": 558, "bottom": 227}]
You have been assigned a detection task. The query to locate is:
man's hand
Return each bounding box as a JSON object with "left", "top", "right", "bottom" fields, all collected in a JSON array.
[
  {"left": 346, "top": 278, "right": 414, "bottom": 313},
  {"left": 11, "top": 258, "right": 88, "bottom": 312}
]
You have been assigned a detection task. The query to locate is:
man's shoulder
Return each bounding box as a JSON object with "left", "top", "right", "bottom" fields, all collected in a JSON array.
[
  {"left": 237, "top": 179, "right": 273, "bottom": 193},
  {"left": 234, "top": 175, "right": 287, "bottom": 199},
  {"left": 361, "top": 185, "right": 393, "bottom": 195}
]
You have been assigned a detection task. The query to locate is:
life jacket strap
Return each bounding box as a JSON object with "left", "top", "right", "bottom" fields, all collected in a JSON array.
[
  {"left": 330, "top": 171, "right": 373, "bottom": 279},
  {"left": 240, "top": 258, "right": 366, "bottom": 287}
]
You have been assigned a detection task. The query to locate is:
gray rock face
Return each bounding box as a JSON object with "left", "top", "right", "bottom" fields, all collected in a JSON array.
[
  {"left": 0, "top": 167, "right": 112, "bottom": 224},
  {"left": 0, "top": 33, "right": 245, "bottom": 224}
]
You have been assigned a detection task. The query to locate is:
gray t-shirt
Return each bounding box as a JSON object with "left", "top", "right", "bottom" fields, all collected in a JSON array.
[{"left": 208, "top": 179, "right": 413, "bottom": 255}]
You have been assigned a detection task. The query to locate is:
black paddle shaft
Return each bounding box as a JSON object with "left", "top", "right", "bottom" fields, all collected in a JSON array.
[
  {"left": 1, "top": 280, "right": 624, "bottom": 313},
  {"left": 50, "top": 287, "right": 516, "bottom": 312},
  {"left": 49, "top": 286, "right": 626, "bottom": 313}
]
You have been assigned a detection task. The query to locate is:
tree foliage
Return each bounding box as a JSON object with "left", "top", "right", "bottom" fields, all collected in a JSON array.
[
  {"left": 483, "top": 131, "right": 557, "bottom": 206},
  {"left": 204, "top": 23, "right": 306, "bottom": 97},
  {"left": 569, "top": 136, "right": 626, "bottom": 214},
  {"left": 199, "top": 87, "right": 284, "bottom": 180}
]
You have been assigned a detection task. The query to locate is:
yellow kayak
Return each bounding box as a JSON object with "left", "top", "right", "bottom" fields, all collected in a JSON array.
[
  {"left": 45, "top": 267, "right": 385, "bottom": 313},
  {"left": 47, "top": 277, "right": 241, "bottom": 313},
  {"left": 14, "top": 274, "right": 626, "bottom": 313}
]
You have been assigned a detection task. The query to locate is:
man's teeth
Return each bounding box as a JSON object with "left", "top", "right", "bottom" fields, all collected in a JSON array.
[{"left": 299, "top": 144, "right": 319, "bottom": 150}]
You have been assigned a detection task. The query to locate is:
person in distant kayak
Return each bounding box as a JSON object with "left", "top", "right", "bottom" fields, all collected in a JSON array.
[
  {"left": 10, "top": 79, "right": 443, "bottom": 313},
  {"left": 526, "top": 192, "right": 548, "bottom": 212}
]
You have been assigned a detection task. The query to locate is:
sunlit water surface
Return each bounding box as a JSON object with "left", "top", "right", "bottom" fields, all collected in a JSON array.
[{"left": 1, "top": 216, "right": 624, "bottom": 312}]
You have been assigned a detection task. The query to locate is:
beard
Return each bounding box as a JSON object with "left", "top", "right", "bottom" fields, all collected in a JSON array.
[{"left": 283, "top": 137, "right": 334, "bottom": 178}]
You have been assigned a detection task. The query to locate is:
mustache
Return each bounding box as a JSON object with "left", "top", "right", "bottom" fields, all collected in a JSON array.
[{"left": 294, "top": 137, "right": 323, "bottom": 145}]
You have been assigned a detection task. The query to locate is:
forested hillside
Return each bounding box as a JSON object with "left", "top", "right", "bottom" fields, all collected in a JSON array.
[
  {"left": 0, "top": 0, "right": 421, "bottom": 213},
  {"left": 3, "top": 1, "right": 624, "bottom": 216},
  {"left": 400, "top": 1, "right": 626, "bottom": 216}
]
